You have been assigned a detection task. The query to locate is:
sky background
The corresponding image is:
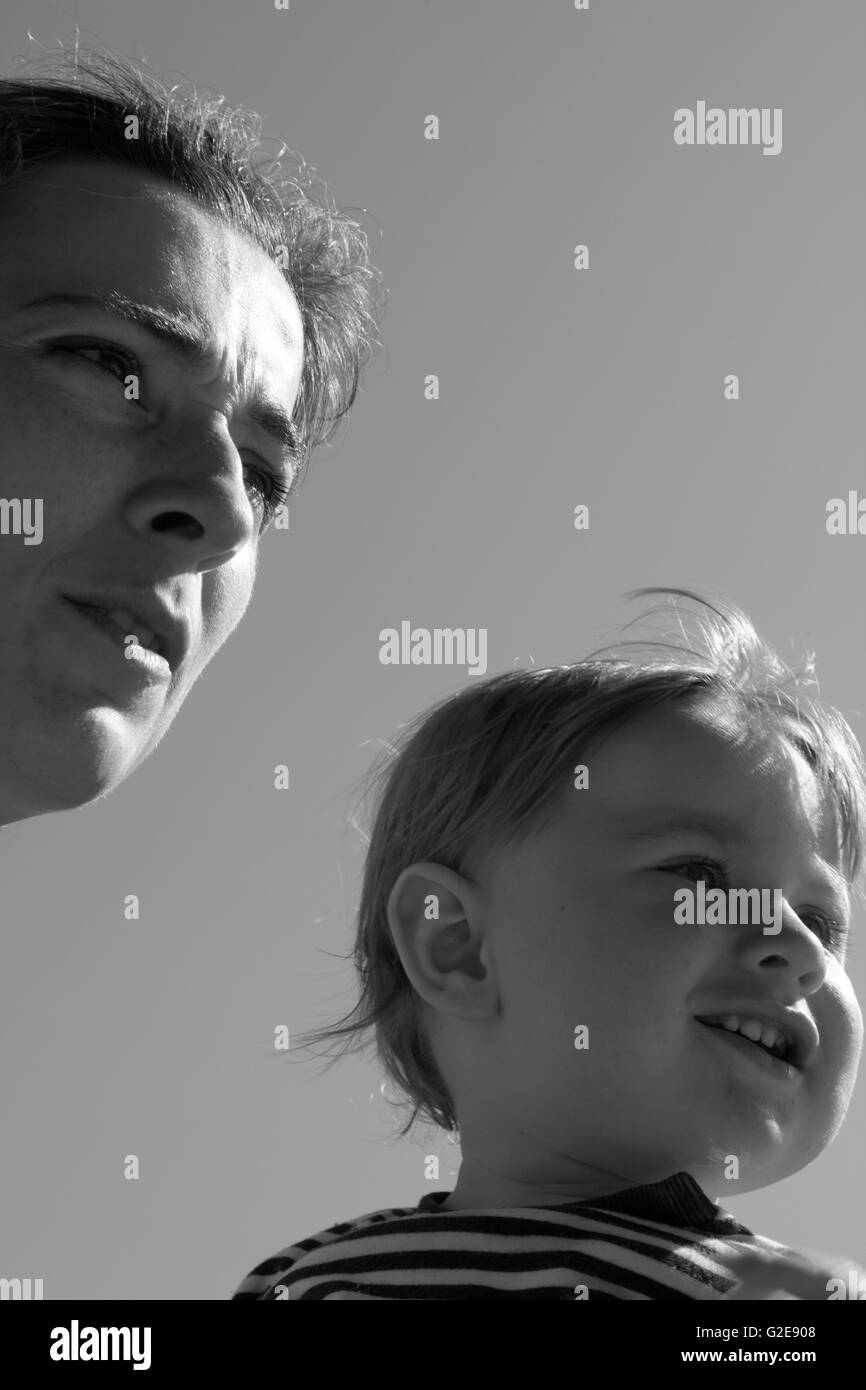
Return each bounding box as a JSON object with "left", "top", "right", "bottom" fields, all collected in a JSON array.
[{"left": 1, "top": 0, "right": 864, "bottom": 1299}]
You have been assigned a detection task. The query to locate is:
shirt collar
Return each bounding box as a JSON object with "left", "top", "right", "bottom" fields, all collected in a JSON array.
[{"left": 418, "top": 1171, "right": 740, "bottom": 1230}]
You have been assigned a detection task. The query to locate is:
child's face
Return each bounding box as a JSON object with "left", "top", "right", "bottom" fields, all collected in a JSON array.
[{"left": 446, "top": 698, "right": 862, "bottom": 1202}]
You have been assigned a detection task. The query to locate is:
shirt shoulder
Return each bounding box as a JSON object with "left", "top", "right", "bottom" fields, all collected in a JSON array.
[
  {"left": 231, "top": 1186, "right": 797, "bottom": 1301},
  {"left": 231, "top": 1202, "right": 422, "bottom": 1300}
]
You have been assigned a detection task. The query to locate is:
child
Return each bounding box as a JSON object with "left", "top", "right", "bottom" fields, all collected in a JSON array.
[{"left": 233, "top": 588, "right": 866, "bottom": 1300}]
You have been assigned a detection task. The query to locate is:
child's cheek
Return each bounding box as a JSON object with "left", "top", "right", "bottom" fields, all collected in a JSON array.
[{"left": 827, "top": 964, "right": 862, "bottom": 1054}]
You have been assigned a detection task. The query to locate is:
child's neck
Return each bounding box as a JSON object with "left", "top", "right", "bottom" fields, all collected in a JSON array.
[{"left": 442, "top": 1158, "right": 652, "bottom": 1211}]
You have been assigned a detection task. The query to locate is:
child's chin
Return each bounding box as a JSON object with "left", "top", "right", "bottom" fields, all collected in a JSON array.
[{"left": 687, "top": 1152, "right": 812, "bottom": 1201}]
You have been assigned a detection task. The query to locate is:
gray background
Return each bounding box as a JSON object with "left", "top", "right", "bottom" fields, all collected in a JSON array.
[{"left": 0, "top": 0, "right": 864, "bottom": 1298}]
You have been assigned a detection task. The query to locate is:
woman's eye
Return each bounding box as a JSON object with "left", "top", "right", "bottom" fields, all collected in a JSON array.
[
  {"left": 50, "top": 339, "right": 140, "bottom": 383},
  {"left": 243, "top": 463, "right": 292, "bottom": 531}
]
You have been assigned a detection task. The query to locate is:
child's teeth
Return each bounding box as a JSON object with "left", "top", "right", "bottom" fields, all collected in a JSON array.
[
  {"left": 739, "top": 1019, "right": 764, "bottom": 1043},
  {"left": 720, "top": 1015, "right": 784, "bottom": 1054}
]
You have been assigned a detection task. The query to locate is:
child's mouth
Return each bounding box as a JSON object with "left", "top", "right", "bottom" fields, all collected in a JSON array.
[{"left": 695, "top": 1019, "right": 801, "bottom": 1083}]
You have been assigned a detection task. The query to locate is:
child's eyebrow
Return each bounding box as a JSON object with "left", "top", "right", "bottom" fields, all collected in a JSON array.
[
  {"left": 623, "top": 813, "right": 743, "bottom": 847},
  {"left": 623, "top": 814, "right": 852, "bottom": 917}
]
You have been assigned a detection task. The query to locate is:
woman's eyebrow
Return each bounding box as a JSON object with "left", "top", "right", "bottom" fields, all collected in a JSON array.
[
  {"left": 22, "top": 290, "right": 301, "bottom": 458},
  {"left": 22, "top": 290, "right": 215, "bottom": 365}
]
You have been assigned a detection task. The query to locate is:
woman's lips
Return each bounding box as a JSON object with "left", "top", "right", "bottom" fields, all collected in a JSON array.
[{"left": 63, "top": 599, "right": 172, "bottom": 683}]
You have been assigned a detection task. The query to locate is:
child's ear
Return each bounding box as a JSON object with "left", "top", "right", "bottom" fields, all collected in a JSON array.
[{"left": 386, "top": 862, "right": 499, "bottom": 1020}]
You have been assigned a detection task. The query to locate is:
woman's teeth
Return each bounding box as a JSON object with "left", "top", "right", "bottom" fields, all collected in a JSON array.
[{"left": 105, "top": 609, "right": 159, "bottom": 652}]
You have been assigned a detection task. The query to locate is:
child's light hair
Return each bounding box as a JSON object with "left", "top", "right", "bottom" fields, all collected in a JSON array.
[{"left": 294, "top": 589, "right": 866, "bottom": 1136}]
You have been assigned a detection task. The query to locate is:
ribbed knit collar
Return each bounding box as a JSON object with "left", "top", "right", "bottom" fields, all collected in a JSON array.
[{"left": 418, "top": 1171, "right": 746, "bottom": 1232}]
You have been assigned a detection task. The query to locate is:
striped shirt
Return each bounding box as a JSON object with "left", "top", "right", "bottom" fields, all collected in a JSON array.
[{"left": 231, "top": 1171, "right": 794, "bottom": 1300}]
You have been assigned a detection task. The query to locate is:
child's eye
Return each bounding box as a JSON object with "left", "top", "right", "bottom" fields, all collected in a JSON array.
[
  {"left": 660, "top": 857, "right": 729, "bottom": 889},
  {"left": 800, "top": 912, "right": 848, "bottom": 954},
  {"left": 660, "top": 862, "right": 849, "bottom": 953}
]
